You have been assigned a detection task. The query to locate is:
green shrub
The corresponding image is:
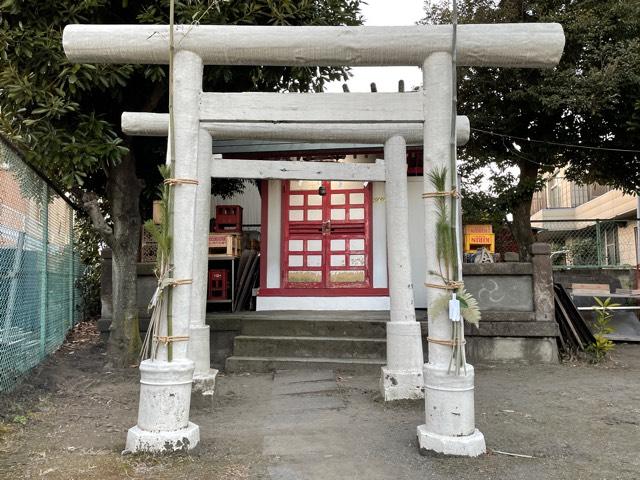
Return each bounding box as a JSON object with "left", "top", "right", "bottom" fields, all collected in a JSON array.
[{"left": 586, "top": 297, "right": 618, "bottom": 363}]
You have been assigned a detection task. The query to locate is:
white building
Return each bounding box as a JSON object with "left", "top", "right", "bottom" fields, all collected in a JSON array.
[{"left": 531, "top": 171, "right": 639, "bottom": 268}]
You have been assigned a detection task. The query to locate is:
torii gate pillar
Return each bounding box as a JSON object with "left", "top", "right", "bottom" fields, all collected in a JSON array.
[
  {"left": 126, "top": 50, "right": 203, "bottom": 453},
  {"left": 417, "top": 52, "right": 485, "bottom": 456},
  {"left": 189, "top": 130, "right": 218, "bottom": 393},
  {"left": 380, "top": 136, "right": 424, "bottom": 401}
]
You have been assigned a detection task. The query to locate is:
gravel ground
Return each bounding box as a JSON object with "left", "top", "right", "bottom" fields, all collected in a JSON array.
[{"left": 0, "top": 322, "right": 638, "bottom": 480}]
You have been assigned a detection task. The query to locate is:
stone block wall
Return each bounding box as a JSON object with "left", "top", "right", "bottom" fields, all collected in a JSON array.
[
  {"left": 97, "top": 249, "right": 157, "bottom": 334},
  {"left": 444, "top": 242, "right": 559, "bottom": 363}
]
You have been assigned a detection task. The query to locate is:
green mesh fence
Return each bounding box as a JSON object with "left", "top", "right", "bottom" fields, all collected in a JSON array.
[
  {"left": 0, "top": 136, "right": 82, "bottom": 392},
  {"left": 531, "top": 219, "right": 639, "bottom": 269}
]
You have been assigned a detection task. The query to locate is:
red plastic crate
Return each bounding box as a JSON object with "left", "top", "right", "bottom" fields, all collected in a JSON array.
[
  {"left": 207, "top": 269, "right": 229, "bottom": 300},
  {"left": 214, "top": 205, "right": 243, "bottom": 233}
]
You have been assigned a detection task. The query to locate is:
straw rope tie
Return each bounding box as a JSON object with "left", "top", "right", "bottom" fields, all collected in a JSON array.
[
  {"left": 424, "top": 280, "right": 464, "bottom": 291},
  {"left": 422, "top": 188, "right": 460, "bottom": 199},
  {"left": 154, "top": 335, "right": 190, "bottom": 344},
  {"left": 164, "top": 178, "right": 199, "bottom": 186},
  {"left": 426, "top": 336, "right": 466, "bottom": 347}
]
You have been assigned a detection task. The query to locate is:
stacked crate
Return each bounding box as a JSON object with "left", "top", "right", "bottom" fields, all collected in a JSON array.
[
  {"left": 208, "top": 205, "right": 243, "bottom": 258},
  {"left": 208, "top": 233, "right": 242, "bottom": 257},
  {"left": 207, "top": 205, "right": 243, "bottom": 303},
  {"left": 207, "top": 269, "right": 229, "bottom": 301},
  {"left": 214, "top": 205, "right": 242, "bottom": 233}
]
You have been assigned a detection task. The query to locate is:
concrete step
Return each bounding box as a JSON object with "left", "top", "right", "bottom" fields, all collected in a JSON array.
[
  {"left": 233, "top": 335, "right": 386, "bottom": 359},
  {"left": 240, "top": 318, "right": 387, "bottom": 338},
  {"left": 225, "top": 355, "right": 385, "bottom": 373}
]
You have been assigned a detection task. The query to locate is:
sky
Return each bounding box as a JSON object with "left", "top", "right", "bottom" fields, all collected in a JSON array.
[
  {"left": 325, "top": 0, "right": 427, "bottom": 93},
  {"left": 327, "top": 0, "right": 519, "bottom": 195}
]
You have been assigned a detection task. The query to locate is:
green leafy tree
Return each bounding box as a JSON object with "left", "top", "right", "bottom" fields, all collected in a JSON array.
[
  {"left": 424, "top": 0, "right": 640, "bottom": 259},
  {"left": 0, "top": 0, "right": 362, "bottom": 365}
]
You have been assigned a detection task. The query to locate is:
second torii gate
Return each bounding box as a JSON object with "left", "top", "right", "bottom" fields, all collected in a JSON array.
[
  {"left": 121, "top": 92, "right": 471, "bottom": 405},
  {"left": 63, "top": 22, "right": 564, "bottom": 456}
]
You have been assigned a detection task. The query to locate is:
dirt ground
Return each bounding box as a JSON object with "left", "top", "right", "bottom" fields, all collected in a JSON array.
[{"left": 1, "top": 322, "right": 639, "bottom": 480}]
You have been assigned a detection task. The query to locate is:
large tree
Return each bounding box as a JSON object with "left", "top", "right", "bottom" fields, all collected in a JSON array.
[
  {"left": 0, "top": 0, "right": 362, "bottom": 365},
  {"left": 424, "top": 0, "right": 640, "bottom": 259}
]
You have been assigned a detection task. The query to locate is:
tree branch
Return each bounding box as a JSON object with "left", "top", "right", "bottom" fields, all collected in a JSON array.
[{"left": 82, "top": 191, "right": 115, "bottom": 248}]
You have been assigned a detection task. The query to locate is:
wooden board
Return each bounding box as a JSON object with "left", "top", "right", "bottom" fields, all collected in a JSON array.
[
  {"left": 571, "top": 283, "right": 610, "bottom": 292},
  {"left": 615, "top": 288, "right": 640, "bottom": 295},
  {"left": 554, "top": 283, "right": 596, "bottom": 352},
  {"left": 208, "top": 234, "right": 242, "bottom": 258}
]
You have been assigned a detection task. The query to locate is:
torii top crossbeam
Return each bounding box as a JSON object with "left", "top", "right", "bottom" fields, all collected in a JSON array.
[{"left": 63, "top": 24, "right": 564, "bottom": 68}]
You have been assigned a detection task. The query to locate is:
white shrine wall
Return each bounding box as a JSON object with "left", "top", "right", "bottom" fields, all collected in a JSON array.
[
  {"left": 210, "top": 180, "right": 262, "bottom": 227},
  {"left": 408, "top": 177, "right": 428, "bottom": 309}
]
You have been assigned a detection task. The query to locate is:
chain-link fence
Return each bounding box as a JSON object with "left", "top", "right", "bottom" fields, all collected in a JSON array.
[
  {"left": 0, "top": 135, "right": 82, "bottom": 392},
  {"left": 531, "top": 219, "right": 639, "bottom": 268}
]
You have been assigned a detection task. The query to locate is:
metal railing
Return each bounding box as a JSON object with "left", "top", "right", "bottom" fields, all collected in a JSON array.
[{"left": 0, "top": 135, "right": 82, "bottom": 392}]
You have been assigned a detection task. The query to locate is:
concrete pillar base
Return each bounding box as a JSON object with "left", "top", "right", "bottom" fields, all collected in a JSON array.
[
  {"left": 417, "top": 426, "right": 485, "bottom": 457},
  {"left": 188, "top": 325, "right": 212, "bottom": 374},
  {"left": 189, "top": 325, "right": 217, "bottom": 395},
  {"left": 126, "top": 422, "right": 200, "bottom": 453},
  {"left": 192, "top": 369, "right": 218, "bottom": 396},
  {"left": 127, "top": 359, "right": 199, "bottom": 453},
  {"left": 418, "top": 362, "right": 485, "bottom": 456},
  {"left": 380, "top": 366, "right": 424, "bottom": 401}
]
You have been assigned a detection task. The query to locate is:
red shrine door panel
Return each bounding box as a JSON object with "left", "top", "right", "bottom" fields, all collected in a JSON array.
[{"left": 282, "top": 180, "right": 372, "bottom": 290}]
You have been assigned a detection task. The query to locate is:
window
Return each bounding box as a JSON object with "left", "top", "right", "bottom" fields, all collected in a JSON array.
[{"left": 603, "top": 227, "right": 619, "bottom": 265}]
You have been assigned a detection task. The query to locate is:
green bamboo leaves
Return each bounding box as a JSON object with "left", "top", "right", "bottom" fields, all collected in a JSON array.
[
  {"left": 427, "top": 166, "right": 454, "bottom": 282},
  {"left": 427, "top": 165, "right": 481, "bottom": 375},
  {"left": 140, "top": 165, "right": 173, "bottom": 361}
]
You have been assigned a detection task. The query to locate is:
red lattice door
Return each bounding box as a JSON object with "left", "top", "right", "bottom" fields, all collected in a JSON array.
[{"left": 282, "top": 180, "right": 372, "bottom": 290}]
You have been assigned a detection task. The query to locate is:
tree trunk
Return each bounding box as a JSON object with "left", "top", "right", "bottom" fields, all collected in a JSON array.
[
  {"left": 509, "top": 160, "right": 539, "bottom": 262},
  {"left": 511, "top": 196, "right": 535, "bottom": 261},
  {"left": 106, "top": 153, "right": 142, "bottom": 366}
]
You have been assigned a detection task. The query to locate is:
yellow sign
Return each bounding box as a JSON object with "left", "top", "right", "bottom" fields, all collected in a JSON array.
[
  {"left": 463, "top": 224, "right": 493, "bottom": 234},
  {"left": 464, "top": 233, "right": 495, "bottom": 253}
]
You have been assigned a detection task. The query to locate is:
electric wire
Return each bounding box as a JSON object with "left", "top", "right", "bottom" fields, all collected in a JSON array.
[{"left": 471, "top": 128, "right": 640, "bottom": 154}]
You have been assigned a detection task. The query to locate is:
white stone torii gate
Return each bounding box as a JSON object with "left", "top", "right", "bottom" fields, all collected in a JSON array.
[
  {"left": 63, "top": 23, "right": 564, "bottom": 456},
  {"left": 121, "top": 92, "right": 472, "bottom": 406}
]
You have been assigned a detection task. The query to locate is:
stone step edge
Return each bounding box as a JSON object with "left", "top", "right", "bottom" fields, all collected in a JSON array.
[
  {"left": 226, "top": 355, "right": 386, "bottom": 365},
  {"left": 209, "top": 317, "right": 389, "bottom": 324},
  {"left": 240, "top": 319, "right": 389, "bottom": 324},
  {"left": 235, "top": 335, "right": 387, "bottom": 342}
]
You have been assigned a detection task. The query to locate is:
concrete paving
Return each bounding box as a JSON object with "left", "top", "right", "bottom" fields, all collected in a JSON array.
[{"left": 264, "top": 370, "right": 349, "bottom": 476}]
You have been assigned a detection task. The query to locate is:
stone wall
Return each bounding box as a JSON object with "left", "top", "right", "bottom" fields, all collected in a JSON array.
[
  {"left": 97, "top": 249, "right": 157, "bottom": 334},
  {"left": 448, "top": 242, "right": 559, "bottom": 363}
]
